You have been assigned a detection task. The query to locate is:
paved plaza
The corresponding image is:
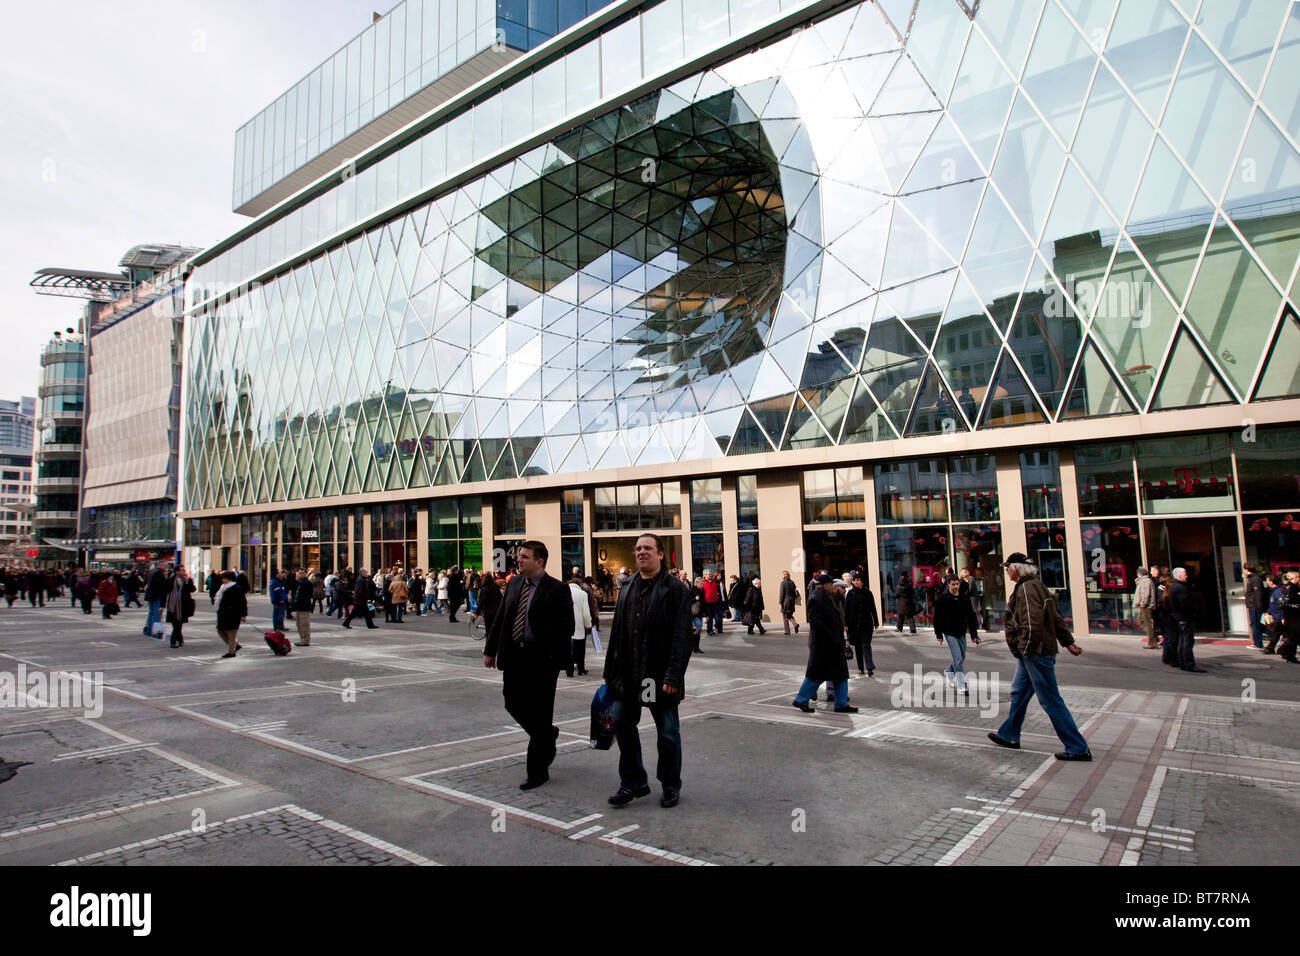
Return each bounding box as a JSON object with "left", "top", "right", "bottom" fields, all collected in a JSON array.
[{"left": 2, "top": 596, "right": 1298, "bottom": 867}]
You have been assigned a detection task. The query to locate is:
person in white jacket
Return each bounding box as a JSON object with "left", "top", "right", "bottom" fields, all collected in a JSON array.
[{"left": 568, "top": 575, "right": 594, "bottom": 677}]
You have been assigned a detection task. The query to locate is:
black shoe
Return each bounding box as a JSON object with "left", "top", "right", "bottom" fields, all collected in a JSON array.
[
  {"left": 608, "top": 784, "right": 651, "bottom": 806},
  {"left": 366, "top": 625, "right": 378, "bottom": 629},
  {"left": 660, "top": 789, "right": 680, "bottom": 808},
  {"left": 236, "top": 644, "right": 242, "bottom": 650},
  {"left": 834, "top": 705, "right": 860, "bottom": 714},
  {"left": 221, "top": 652, "right": 236, "bottom": 658},
  {"left": 169, "top": 642, "right": 179, "bottom": 648},
  {"left": 519, "top": 776, "right": 548, "bottom": 790},
  {"left": 342, "top": 622, "right": 352, "bottom": 628},
  {"left": 566, "top": 670, "right": 574, "bottom": 678},
  {"left": 987, "top": 732, "right": 1020, "bottom": 750},
  {"left": 1055, "top": 751, "right": 1093, "bottom": 761},
  {"left": 867, "top": 669, "right": 874, "bottom": 677},
  {"left": 1181, "top": 666, "right": 1207, "bottom": 673},
  {"left": 792, "top": 700, "right": 815, "bottom": 713},
  {"left": 795, "top": 624, "right": 799, "bottom": 633}
]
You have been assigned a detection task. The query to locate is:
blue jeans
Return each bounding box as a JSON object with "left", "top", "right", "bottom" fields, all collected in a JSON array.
[
  {"left": 707, "top": 603, "right": 725, "bottom": 634},
  {"left": 611, "top": 698, "right": 682, "bottom": 791},
  {"left": 144, "top": 598, "right": 162, "bottom": 635},
  {"left": 272, "top": 604, "right": 286, "bottom": 632},
  {"left": 943, "top": 633, "right": 967, "bottom": 686},
  {"left": 795, "top": 677, "right": 848, "bottom": 708},
  {"left": 1248, "top": 607, "right": 1264, "bottom": 647},
  {"left": 468, "top": 589, "right": 478, "bottom": 612},
  {"left": 423, "top": 593, "right": 439, "bottom": 614},
  {"left": 997, "top": 654, "right": 1089, "bottom": 755}
]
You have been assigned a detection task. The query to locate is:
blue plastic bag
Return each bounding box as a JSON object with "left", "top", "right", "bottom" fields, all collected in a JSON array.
[{"left": 590, "top": 684, "right": 616, "bottom": 750}]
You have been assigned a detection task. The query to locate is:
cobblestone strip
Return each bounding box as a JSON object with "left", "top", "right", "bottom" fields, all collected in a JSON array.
[{"left": 56, "top": 805, "right": 435, "bottom": 866}]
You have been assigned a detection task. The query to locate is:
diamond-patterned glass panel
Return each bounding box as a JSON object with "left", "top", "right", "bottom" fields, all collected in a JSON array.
[{"left": 185, "top": 0, "right": 1300, "bottom": 510}]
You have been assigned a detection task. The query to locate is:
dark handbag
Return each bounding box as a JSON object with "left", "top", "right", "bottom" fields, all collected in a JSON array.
[
  {"left": 589, "top": 685, "right": 616, "bottom": 750},
  {"left": 842, "top": 643, "right": 853, "bottom": 660},
  {"left": 690, "top": 600, "right": 702, "bottom": 616},
  {"left": 742, "top": 610, "right": 753, "bottom": 627}
]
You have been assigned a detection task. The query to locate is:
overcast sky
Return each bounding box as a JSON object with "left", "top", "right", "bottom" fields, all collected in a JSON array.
[{"left": 0, "top": 0, "right": 385, "bottom": 403}]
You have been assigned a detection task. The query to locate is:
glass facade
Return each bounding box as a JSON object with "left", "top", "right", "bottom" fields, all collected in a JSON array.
[{"left": 184, "top": 1, "right": 1300, "bottom": 635}]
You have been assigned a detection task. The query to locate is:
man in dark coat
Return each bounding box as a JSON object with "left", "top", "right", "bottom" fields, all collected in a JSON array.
[
  {"left": 25, "top": 568, "right": 45, "bottom": 607},
  {"left": 483, "top": 541, "right": 574, "bottom": 790},
  {"left": 602, "top": 533, "right": 693, "bottom": 808},
  {"left": 144, "top": 563, "right": 170, "bottom": 637},
  {"left": 844, "top": 571, "right": 880, "bottom": 676},
  {"left": 214, "top": 571, "right": 247, "bottom": 657},
  {"left": 779, "top": 570, "right": 799, "bottom": 634},
  {"left": 1168, "top": 567, "right": 1202, "bottom": 672},
  {"left": 343, "top": 569, "right": 378, "bottom": 629},
  {"left": 792, "top": 573, "right": 858, "bottom": 713},
  {"left": 1244, "top": 566, "right": 1265, "bottom": 649},
  {"left": 447, "top": 566, "right": 465, "bottom": 622}
]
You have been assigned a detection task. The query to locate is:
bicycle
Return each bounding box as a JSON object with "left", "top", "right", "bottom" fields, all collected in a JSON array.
[{"left": 467, "top": 611, "right": 486, "bottom": 641}]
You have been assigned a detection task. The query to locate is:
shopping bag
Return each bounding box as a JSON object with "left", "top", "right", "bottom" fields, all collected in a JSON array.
[
  {"left": 590, "top": 627, "right": 601, "bottom": 653},
  {"left": 589, "top": 684, "right": 616, "bottom": 750}
]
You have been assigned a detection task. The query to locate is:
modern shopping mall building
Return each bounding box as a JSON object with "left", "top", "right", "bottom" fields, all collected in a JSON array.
[{"left": 180, "top": 0, "right": 1300, "bottom": 637}]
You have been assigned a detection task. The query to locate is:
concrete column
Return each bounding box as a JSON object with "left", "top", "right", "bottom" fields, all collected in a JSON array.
[
  {"left": 1058, "top": 448, "right": 1091, "bottom": 636},
  {"left": 721, "top": 478, "right": 739, "bottom": 581},
  {"left": 415, "top": 502, "right": 428, "bottom": 573},
  {"left": 756, "top": 470, "right": 803, "bottom": 628},
  {"left": 679, "top": 479, "right": 694, "bottom": 579},
  {"left": 582, "top": 489, "right": 594, "bottom": 580},
  {"left": 862, "top": 468, "right": 880, "bottom": 623},
  {"left": 525, "top": 489, "right": 562, "bottom": 567},
  {"left": 362, "top": 510, "right": 372, "bottom": 572},
  {"left": 480, "top": 498, "right": 496, "bottom": 574}
]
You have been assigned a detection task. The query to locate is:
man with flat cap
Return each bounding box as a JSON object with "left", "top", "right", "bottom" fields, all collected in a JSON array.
[{"left": 987, "top": 552, "right": 1091, "bottom": 761}]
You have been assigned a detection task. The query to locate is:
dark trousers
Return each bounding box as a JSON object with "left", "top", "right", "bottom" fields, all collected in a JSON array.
[
  {"left": 611, "top": 698, "right": 682, "bottom": 791},
  {"left": 570, "top": 638, "right": 586, "bottom": 675},
  {"left": 706, "top": 603, "right": 724, "bottom": 634},
  {"left": 344, "top": 602, "right": 376, "bottom": 628},
  {"left": 125, "top": 591, "right": 142, "bottom": 608},
  {"left": 29, "top": 591, "right": 43, "bottom": 607},
  {"left": 1161, "top": 618, "right": 1180, "bottom": 665},
  {"left": 502, "top": 656, "right": 559, "bottom": 781},
  {"left": 896, "top": 614, "right": 916, "bottom": 633},
  {"left": 448, "top": 598, "right": 462, "bottom": 622},
  {"left": 1176, "top": 619, "right": 1196, "bottom": 669},
  {"left": 1280, "top": 618, "right": 1300, "bottom": 662},
  {"left": 852, "top": 635, "right": 874, "bottom": 672}
]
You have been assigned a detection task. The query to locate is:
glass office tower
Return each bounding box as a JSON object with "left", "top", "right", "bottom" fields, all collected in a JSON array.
[{"left": 184, "top": 0, "right": 1300, "bottom": 634}]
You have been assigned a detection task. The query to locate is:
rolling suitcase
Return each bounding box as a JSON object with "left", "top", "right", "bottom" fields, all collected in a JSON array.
[{"left": 264, "top": 630, "right": 292, "bottom": 656}]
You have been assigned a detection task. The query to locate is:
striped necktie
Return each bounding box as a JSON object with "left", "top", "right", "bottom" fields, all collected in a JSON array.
[{"left": 512, "top": 579, "right": 531, "bottom": 645}]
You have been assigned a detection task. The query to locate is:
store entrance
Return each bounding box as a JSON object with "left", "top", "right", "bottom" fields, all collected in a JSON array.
[
  {"left": 1143, "top": 517, "right": 1241, "bottom": 634},
  {"left": 594, "top": 535, "right": 683, "bottom": 581},
  {"left": 803, "top": 529, "right": 868, "bottom": 578}
]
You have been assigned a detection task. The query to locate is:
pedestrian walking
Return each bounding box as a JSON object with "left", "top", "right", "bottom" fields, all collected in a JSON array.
[
  {"left": 482, "top": 542, "right": 574, "bottom": 790},
  {"left": 727, "top": 573, "right": 747, "bottom": 622},
  {"left": 388, "top": 573, "right": 408, "bottom": 624},
  {"left": 165, "top": 566, "right": 197, "bottom": 649},
  {"left": 343, "top": 569, "right": 378, "bottom": 629},
  {"left": 743, "top": 578, "right": 767, "bottom": 635},
  {"left": 603, "top": 533, "right": 693, "bottom": 808},
  {"left": 791, "top": 573, "right": 858, "bottom": 713},
  {"left": 1263, "top": 573, "right": 1285, "bottom": 654},
  {"left": 293, "top": 569, "right": 315, "bottom": 646},
  {"left": 779, "top": 570, "right": 800, "bottom": 634},
  {"left": 987, "top": 554, "right": 1091, "bottom": 760},
  {"left": 447, "top": 566, "right": 465, "bottom": 623},
  {"left": 144, "top": 563, "right": 170, "bottom": 637},
  {"left": 478, "top": 571, "right": 503, "bottom": 636},
  {"left": 1244, "top": 565, "right": 1266, "bottom": 650},
  {"left": 1278, "top": 572, "right": 1300, "bottom": 663},
  {"left": 934, "top": 575, "right": 980, "bottom": 693},
  {"left": 214, "top": 571, "right": 246, "bottom": 657},
  {"left": 844, "top": 570, "right": 879, "bottom": 676},
  {"left": 97, "top": 575, "right": 120, "bottom": 619},
  {"left": 569, "top": 573, "right": 593, "bottom": 676},
  {"left": 269, "top": 570, "right": 289, "bottom": 633},
  {"left": 1134, "top": 566, "right": 1159, "bottom": 649},
  {"left": 702, "top": 570, "right": 724, "bottom": 635},
  {"left": 895, "top": 569, "right": 917, "bottom": 633}
]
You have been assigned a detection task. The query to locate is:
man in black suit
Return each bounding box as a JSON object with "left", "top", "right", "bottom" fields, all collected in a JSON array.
[{"left": 483, "top": 541, "right": 575, "bottom": 790}]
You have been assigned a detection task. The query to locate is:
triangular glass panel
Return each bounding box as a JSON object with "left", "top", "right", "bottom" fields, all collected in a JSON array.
[
  {"left": 880, "top": 201, "right": 955, "bottom": 287},
  {"left": 841, "top": 1, "right": 899, "bottom": 57},
  {"left": 1104, "top": 0, "right": 1189, "bottom": 123},
  {"left": 1197, "top": 0, "right": 1288, "bottom": 94},
  {"left": 962, "top": 185, "right": 1035, "bottom": 331},
  {"left": 1008, "top": 258, "right": 1085, "bottom": 413},
  {"left": 1162, "top": 33, "right": 1253, "bottom": 201},
  {"left": 905, "top": 0, "right": 970, "bottom": 105},
  {"left": 991, "top": 93, "right": 1067, "bottom": 246},
  {"left": 883, "top": 269, "right": 957, "bottom": 348},
  {"left": 729, "top": 405, "right": 774, "bottom": 455},
  {"left": 1260, "top": 5, "right": 1300, "bottom": 142},
  {"left": 1254, "top": 304, "right": 1300, "bottom": 400},
  {"left": 946, "top": 25, "right": 1017, "bottom": 172},
  {"left": 869, "top": 113, "right": 940, "bottom": 191},
  {"left": 1019, "top": 0, "right": 1097, "bottom": 144},
  {"left": 973, "top": 0, "right": 1043, "bottom": 82},
  {"left": 747, "top": 395, "right": 794, "bottom": 449},
  {"left": 1223, "top": 110, "right": 1300, "bottom": 290},
  {"left": 1089, "top": 243, "right": 1179, "bottom": 406},
  {"left": 899, "top": 179, "right": 983, "bottom": 262},
  {"left": 841, "top": 375, "right": 897, "bottom": 443},
  {"left": 905, "top": 361, "right": 969, "bottom": 436},
  {"left": 783, "top": 392, "right": 835, "bottom": 450},
  {"left": 1182, "top": 217, "right": 1282, "bottom": 397},
  {"left": 1151, "top": 324, "right": 1237, "bottom": 410},
  {"left": 873, "top": 54, "right": 944, "bottom": 113},
  {"left": 978, "top": 349, "right": 1049, "bottom": 428},
  {"left": 863, "top": 353, "right": 926, "bottom": 436},
  {"left": 1039, "top": 158, "right": 1119, "bottom": 272}
]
